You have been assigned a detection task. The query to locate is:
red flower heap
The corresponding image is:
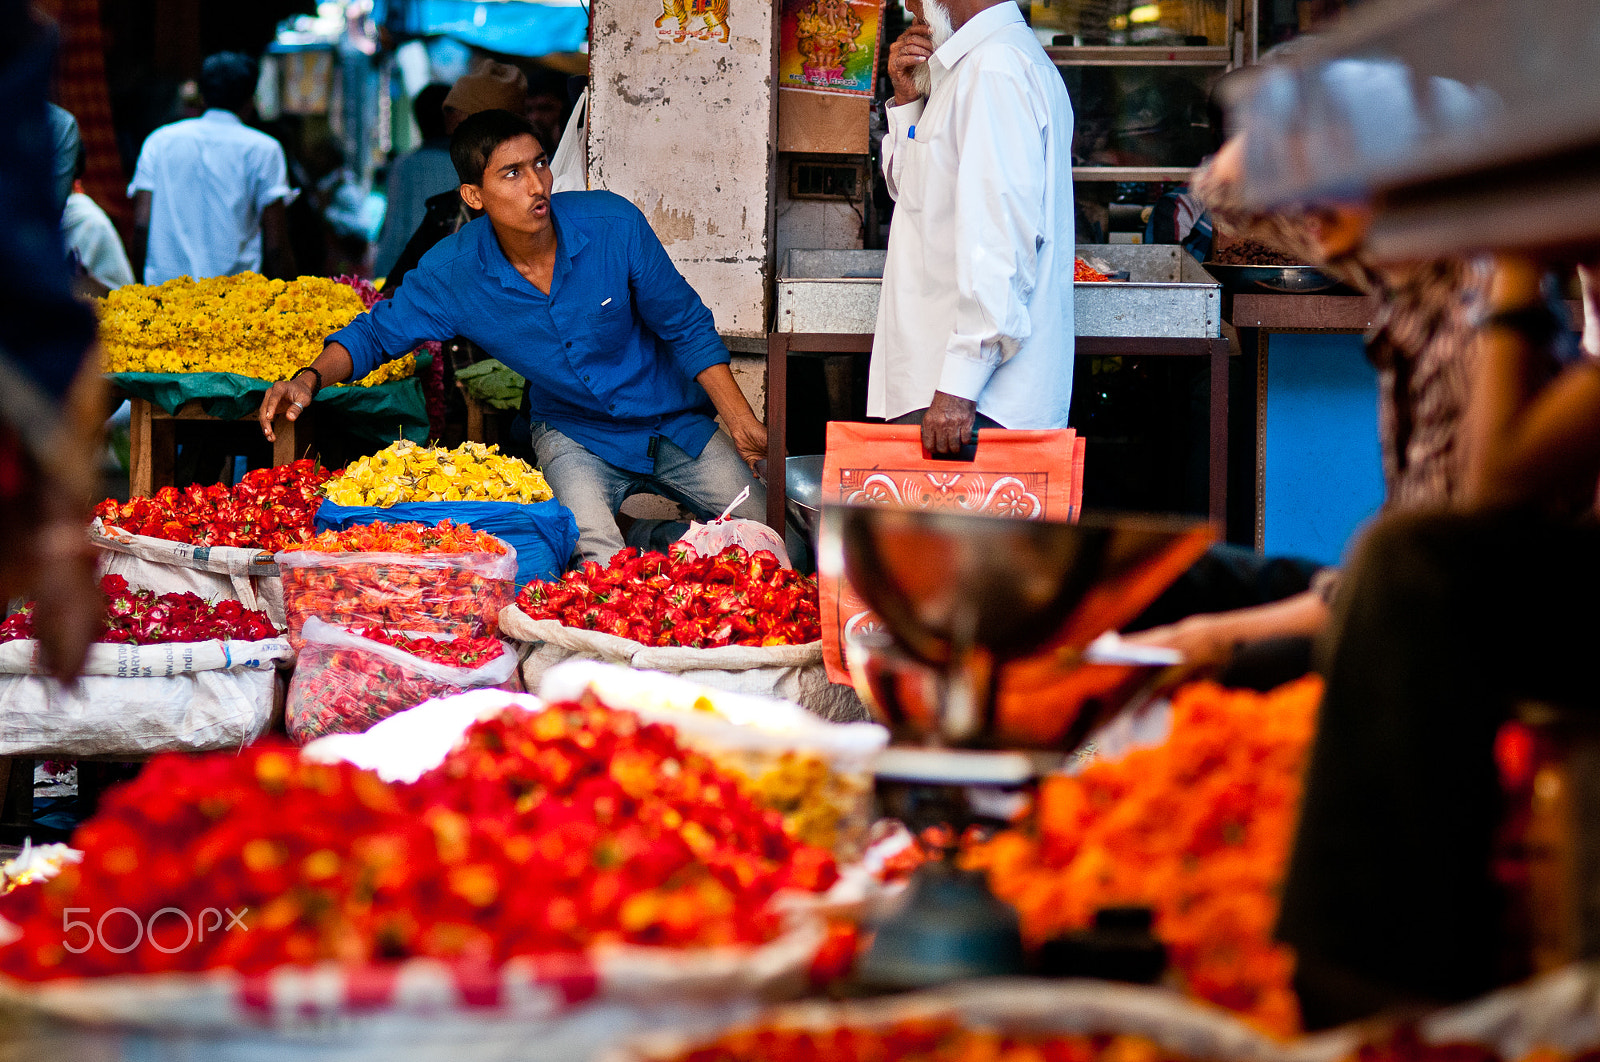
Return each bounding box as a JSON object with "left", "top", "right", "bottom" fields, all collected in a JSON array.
[
  {"left": 0, "top": 698, "right": 839, "bottom": 979},
  {"left": 518, "top": 544, "right": 820, "bottom": 648},
  {"left": 277, "top": 521, "right": 515, "bottom": 645},
  {"left": 287, "top": 628, "right": 509, "bottom": 742},
  {"left": 93, "top": 459, "right": 331, "bottom": 554},
  {"left": 0, "top": 574, "right": 278, "bottom": 645}
]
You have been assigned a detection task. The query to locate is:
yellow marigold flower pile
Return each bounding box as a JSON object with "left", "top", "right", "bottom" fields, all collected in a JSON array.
[
  {"left": 98, "top": 273, "right": 414, "bottom": 387},
  {"left": 324, "top": 440, "right": 554, "bottom": 506},
  {"left": 961, "top": 677, "right": 1322, "bottom": 1039}
]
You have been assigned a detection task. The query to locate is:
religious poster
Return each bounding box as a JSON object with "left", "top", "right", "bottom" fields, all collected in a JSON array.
[{"left": 778, "top": 0, "right": 884, "bottom": 96}]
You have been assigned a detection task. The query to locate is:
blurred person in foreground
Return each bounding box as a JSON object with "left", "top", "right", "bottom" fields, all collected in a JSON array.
[
  {"left": 1124, "top": 58, "right": 1572, "bottom": 687},
  {"left": 256, "top": 110, "right": 797, "bottom": 567},
  {"left": 0, "top": 2, "right": 107, "bottom": 681},
  {"left": 129, "top": 51, "right": 295, "bottom": 284},
  {"left": 1277, "top": 254, "right": 1600, "bottom": 1028},
  {"left": 372, "top": 82, "right": 454, "bottom": 279},
  {"left": 871, "top": 0, "right": 1076, "bottom": 455}
]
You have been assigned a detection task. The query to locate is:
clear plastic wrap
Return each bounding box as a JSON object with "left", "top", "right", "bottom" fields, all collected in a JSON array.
[
  {"left": 284, "top": 618, "right": 520, "bottom": 743},
  {"left": 274, "top": 547, "right": 518, "bottom": 647}
]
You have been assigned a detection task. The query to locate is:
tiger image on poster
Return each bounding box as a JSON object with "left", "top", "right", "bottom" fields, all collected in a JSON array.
[{"left": 656, "top": 0, "right": 732, "bottom": 44}]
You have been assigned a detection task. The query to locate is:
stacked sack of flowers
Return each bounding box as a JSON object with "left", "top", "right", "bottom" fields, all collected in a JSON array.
[
  {"left": 0, "top": 575, "right": 292, "bottom": 759},
  {"left": 89, "top": 459, "right": 331, "bottom": 626},
  {"left": 316, "top": 439, "right": 578, "bottom": 587},
  {"left": 501, "top": 543, "right": 834, "bottom": 712},
  {"left": 0, "top": 689, "right": 849, "bottom": 1055},
  {"left": 276, "top": 521, "right": 523, "bottom": 741}
]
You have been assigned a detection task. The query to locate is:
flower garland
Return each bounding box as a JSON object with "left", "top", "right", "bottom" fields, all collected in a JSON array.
[{"left": 961, "top": 678, "right": 1322, "bottom": 1038}]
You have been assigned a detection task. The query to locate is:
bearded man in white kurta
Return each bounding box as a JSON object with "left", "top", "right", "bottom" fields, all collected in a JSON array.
[{"left": 869, "top": 0, "right": 1075, "bottom": 454}]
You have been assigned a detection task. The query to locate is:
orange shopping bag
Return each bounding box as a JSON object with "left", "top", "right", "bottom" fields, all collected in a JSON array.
[{"left": 818, "top": 422, "right": 1084, "bottom": 683}]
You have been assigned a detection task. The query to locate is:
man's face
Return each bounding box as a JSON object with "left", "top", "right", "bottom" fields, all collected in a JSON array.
[{"left": 459, "top": 134, "right": 553, "bottom": 237}]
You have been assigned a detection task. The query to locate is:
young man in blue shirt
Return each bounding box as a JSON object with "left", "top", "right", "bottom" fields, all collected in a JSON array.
[{"left": 260, "top": 109, "right": 786, "bottom": 567}]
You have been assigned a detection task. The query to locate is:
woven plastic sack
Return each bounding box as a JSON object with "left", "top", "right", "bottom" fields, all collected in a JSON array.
[
  {"left": 677, "top": 487, "right": 791, "bottom": 569},
  {"left": 0, "top": 637, "right": 293, "bottom": 757},
  {"left": 498, "top": 602, "right": 838, "bottom": 715},
  {"left": 314, "top": 499, "right": 579, "bottom": 587},
  {"left": 274, "top": 544, "right": 518, "bottom": 647},
  {"left": 91, "top": 518, "right": 285, "bottom": 627},
  {"left": 284, "top": 617, "right": 520, "bottom": 743}
]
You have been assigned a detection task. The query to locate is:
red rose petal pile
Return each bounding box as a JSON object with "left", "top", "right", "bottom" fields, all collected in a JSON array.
[
  {"left": 286, "top": 628, "right": 510, "bottom": 742},
  {"left": 0, "top": 574, "right": 278, "bottom": 645},
  {"left": 0, "top": 697, "right": 838, "bottom": 979},
  {"left": 93, "top": 459, "right": 331, "bottom": 553},
  {"left": 517, "top": 544, "right": 821, "bottom": 648}
]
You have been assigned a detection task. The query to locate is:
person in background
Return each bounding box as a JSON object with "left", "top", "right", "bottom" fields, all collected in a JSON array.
[
  {"left": 0, "top": 0, "right": 106, "bottom": 682},
  {"left": 524, "top": 66, "right": 568, "bottom": 154},
  {"left": 256, "top": 110, "right": 797, "bottom": 568},
  {"left": 129, "top": 51, "right": 295, "bottom": 284},
  {"left": 384, "top": 63, "right": 529, "bottom": 294},
  {"left": 872, "top": 0, "right": 1076, "bottom": 455},
  {"left": 372, "top": 82, "right": 454, "bottom": 279},
  {"left": 63, "top": 144, "right": 135, "bottom": 293}
]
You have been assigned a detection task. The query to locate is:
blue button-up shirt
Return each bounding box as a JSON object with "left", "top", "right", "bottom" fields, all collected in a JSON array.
[{"left": 330, "top": 190, "right": 729, "bottom": 473}]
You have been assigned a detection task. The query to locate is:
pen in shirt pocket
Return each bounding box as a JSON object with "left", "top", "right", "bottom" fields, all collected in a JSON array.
[
  {"left": 600, "top": 297, "right": 613, "bottom": 308},
  {"left": 909, "top": 124, "right": 916, "bottom": 141}
]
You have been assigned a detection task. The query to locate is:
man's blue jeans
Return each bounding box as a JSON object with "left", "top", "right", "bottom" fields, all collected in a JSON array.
[{"left": 529, "top": 422, "right": 807, "bottom": 568}]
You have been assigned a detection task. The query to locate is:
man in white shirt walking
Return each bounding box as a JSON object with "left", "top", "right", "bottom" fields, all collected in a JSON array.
[
  {"left": 870, "top": 0, "right": 1075, "bottom": 453},
  {"left": 129, "top": 52, "right": 295, "bottom": 285}
]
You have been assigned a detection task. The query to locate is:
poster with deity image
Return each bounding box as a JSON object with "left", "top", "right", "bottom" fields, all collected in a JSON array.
[{"left": 778, "top": 0, "right": 885, "bottom": 96}]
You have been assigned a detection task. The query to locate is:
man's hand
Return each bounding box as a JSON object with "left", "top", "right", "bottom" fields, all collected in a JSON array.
[
  {"left": 728, "top": 419, "right": 768, "bottom": 472},
  {"left": 1122, "top": 616, "right": 1239, "bottom": 672},
  {"left": 887, "top": 21, "right": 935, "bottom": 107},
  {"left": 258, "top": 373, "right": 316, "bottom": 443},
  {"left": 922, "top": 390, "right": 978, "bottom": 455}
]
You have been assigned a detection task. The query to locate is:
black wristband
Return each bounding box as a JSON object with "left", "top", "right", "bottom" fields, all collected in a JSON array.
[
  {"left": 1481, "top": 305, "right": 1563, "bottom": 347},
  {"left": 291, "top": 365, "right": 323, "bottom": 398}
]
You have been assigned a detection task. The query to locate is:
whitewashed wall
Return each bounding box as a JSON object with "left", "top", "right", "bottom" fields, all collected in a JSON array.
[{"left": 588, "top": 0, "right": 778, "bottom": 342}]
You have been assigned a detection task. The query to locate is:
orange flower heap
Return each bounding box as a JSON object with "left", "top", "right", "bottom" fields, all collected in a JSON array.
[{"left": 961, "top": 677, "right": 1322, "bottom": 1038}]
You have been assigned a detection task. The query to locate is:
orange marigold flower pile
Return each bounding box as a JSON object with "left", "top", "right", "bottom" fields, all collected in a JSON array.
[{"left": 961, "top": 677, "right": 1322, "bottom": 1038}]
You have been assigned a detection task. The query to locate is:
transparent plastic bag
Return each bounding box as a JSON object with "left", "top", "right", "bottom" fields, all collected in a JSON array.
[
  {"left": 273, "top": 547, "right": 518, "bottom": 647},
  {"left": 284, "top": 618, "right": 520, "bottom": 743},
  {"left": 539, "top": 660, "right": 887, "bottom": 859},
  {"left": 676, "top": 487, "right": 791, "bottom": 569}
]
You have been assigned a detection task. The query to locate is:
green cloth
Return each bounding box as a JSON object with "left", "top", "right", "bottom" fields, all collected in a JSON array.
[{"left": 108, "top": 354, "right": 431, "bottom": 450}]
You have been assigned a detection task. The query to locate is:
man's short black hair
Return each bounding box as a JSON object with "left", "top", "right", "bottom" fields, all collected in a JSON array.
[
  {"left": 198, "top": 52, "right": 259, "bottom": 114},
  {"left": 450, "top": 108, "right": 541, "bottom": 185},
  {"left": 412, "top": 82, "right": 451, "bottom": 142}
]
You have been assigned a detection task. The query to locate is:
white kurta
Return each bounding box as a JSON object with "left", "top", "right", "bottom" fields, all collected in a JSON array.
[
  {"left": 129, "top": 110, "right": 291, "bottom": 285},
  {"left": 868, "top": 2, "right": 1076, "bottom": 428}
]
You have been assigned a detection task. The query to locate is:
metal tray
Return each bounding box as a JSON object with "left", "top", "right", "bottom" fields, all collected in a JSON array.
[{"left": 775, "top": 246, "right": 1221, "bottom": 338}]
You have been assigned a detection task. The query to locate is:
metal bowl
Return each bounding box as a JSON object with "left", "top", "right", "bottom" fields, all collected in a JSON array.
[
  {"left": 785, "top": 455, "right": 825, "bottom": 542},
  {"left": 1202, "top": 263, "right": 1359, "bottom": 296}
]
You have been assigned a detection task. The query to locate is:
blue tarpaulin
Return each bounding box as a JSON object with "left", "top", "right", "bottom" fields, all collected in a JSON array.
[{"left": 382, "top": 0, "right": 589, "bottom": 58}]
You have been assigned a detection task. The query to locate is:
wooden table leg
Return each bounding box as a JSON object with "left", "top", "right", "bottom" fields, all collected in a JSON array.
[
  {"left": 129, "top": 398, "right": 153, "bottom": 497},
  {"left": 766, "top": 333, "right": 790, "bottom": 533},
  {"left": 1208, "top": 339, "right": 1230, "bottom": 527}
]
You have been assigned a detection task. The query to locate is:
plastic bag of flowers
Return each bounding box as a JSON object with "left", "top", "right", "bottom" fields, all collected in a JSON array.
[
  {"left": 284, "top": 618, "right": 520, "bottom": 743},
  {"left": 0, "top": 575, "right": 292, "bottom": 758},
  {"left": 274, "top": 521, "right": 518, "bottom": 647}
]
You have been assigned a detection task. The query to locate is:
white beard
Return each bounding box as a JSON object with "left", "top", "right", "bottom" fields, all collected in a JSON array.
[
  {"left": 912, "top": 0, "right": 954, "bottom": 97},
  {"left": 924, "top": 0, "right": 955, "bottom": 47}
]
